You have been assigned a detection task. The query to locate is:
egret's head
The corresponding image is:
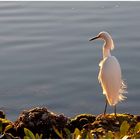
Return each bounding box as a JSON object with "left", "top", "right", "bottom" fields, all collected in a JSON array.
[
  {"left": 89, "top": 31, "right": 114, "bottom": 50},
  {"left": 89, "top": 31, "right": 111, "bottom": 41}
]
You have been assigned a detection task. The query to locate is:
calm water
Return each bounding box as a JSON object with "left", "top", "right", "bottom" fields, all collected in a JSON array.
[{"left": 0, "top": 2, "right": 140, "bottom": 120}]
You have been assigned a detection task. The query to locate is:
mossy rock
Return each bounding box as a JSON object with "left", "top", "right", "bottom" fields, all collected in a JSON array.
[
  {"left": 83, "top": 113, "right": 140, "bottom": 139},
  {"left": 0, "top": 118, "right": 17, "bottom": 138},
  {"left": 68, "top": 114, "right": 96, "bottom": 132},
  {"left": 15, "top": 107, "right": 69, "bottom": 138},
  {"left": 0, "top": 107, "right": 140, "bottom": 139}
]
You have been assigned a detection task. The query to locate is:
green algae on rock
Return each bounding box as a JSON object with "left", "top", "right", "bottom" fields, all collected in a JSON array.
[
  {"left": 0, "top": 107, "right": 140, "bottom": 139},
  {"left": 15, "top": 107, "right": 69, "bottom": 138},
  {"left": 0, "top": 114, "right": 17, "bottom": 139}
]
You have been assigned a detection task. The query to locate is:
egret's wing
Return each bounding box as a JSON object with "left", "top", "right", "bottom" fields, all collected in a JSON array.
[
  {"left": 98, "top": 56, "right": 126, "bottom": 106},
  {"left": 98, "top": 59, "right": 104, "bottom": 83}
]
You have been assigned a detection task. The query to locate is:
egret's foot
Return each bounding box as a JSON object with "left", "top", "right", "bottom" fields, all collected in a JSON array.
[
  {"left": 103, "top": 112, "right": 106, "bottom": 117},
  {"left": 114, "top": 113, "right": 117, "bottom": 118},
  {"left": 104, "top": 99, "right": 108, "bottom": 116}
]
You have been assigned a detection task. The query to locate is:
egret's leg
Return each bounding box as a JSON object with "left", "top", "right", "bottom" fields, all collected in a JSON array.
[
  {"left": 104, "top": 99, "right": 108, "bottom": 115},
  {"left": 114, "top": 105, "right": 117, "bottom": 117}
]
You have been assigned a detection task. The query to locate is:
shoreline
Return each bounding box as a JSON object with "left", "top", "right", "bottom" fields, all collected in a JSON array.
[{"left": 0, "top": 107, "right": 140, "bottom": 139}]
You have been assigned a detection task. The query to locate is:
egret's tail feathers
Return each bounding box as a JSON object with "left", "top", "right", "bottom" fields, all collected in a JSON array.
[{"left": 119, "top": 80, "right": 127, "bottom": 101}]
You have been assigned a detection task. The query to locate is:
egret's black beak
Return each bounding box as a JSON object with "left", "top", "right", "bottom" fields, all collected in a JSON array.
[{"left": 89, "top": 36, "right": 99, "bottom": 41}]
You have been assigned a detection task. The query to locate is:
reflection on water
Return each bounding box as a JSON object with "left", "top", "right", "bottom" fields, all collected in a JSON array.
[{"left": 0, "top": 2, "right": 139, "bottom": 120}]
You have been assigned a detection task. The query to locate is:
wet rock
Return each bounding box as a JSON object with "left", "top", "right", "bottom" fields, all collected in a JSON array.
[
  {"left": 83, "top": 113, "right": 139, "bottom": 138},
  {"left": 0, "top": 118, "right": 17, "bottom": 138},
  {"left": 68, "top": 114, "right": 96, "bottom": 132},
  {"left": 0, "top": 110, "right": 5, "bottom": 119},
  {"left": 135, "top": 115, "right": 140, "bottom": 122},
  {"left": 15, "top": 107, "right": 69, "bottom": 138},
  {"left": 0, "top": 107, "right": 139, "bottom": 139}
]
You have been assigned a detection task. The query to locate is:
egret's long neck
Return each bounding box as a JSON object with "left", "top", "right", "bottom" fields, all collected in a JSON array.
[
  {"left": 103, "top": 41, "right": 111, "bottom": 58},
  {"left": 103, "top": 47, "right": 111, "bottom": 58}
]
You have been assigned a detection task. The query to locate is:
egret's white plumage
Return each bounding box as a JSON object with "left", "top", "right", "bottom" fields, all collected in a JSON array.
[
  {"left": 98, "top": 55, "right": 126, "bottom": 106},
  {"left": 89, "top": 31, "right": 127, "bottom": 114}
]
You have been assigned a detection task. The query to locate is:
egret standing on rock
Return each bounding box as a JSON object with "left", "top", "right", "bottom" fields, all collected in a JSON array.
[{"left": 89, "top": 31, "right": 127, "bottom": 116}]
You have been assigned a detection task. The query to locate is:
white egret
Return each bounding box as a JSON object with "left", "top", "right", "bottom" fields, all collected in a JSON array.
[{"left": 89, "top": 31, "right": 127, "bottom": 116}]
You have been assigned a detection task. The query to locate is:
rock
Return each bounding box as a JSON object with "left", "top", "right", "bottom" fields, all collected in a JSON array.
[
  {"left": 83, "top": 113, "right": 139, "bottom": 138},
  {"left": 0, "top": 118, "right": 17, "bottom": 138},
  {"left": 15, "top": 107, "right": 69, "bottom": 138},
  {"left": 0, "top": 107, "right": 139, "bottom": 139},
  {"left": 68, "top": 114, "right": 96, "bottom": 132},
  {"left": 0, "top": 110, "right": 5, "bottom": 119}
]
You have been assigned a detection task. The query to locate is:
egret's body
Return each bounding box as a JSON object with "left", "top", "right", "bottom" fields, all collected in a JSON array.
[{"left": 89, "top": 31, "right": 127, "bottom": 115}]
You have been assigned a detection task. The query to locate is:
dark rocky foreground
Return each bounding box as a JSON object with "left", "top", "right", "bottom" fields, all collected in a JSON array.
[{"left": 0, "top": 107, "right": 140, "bottom": 139}]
